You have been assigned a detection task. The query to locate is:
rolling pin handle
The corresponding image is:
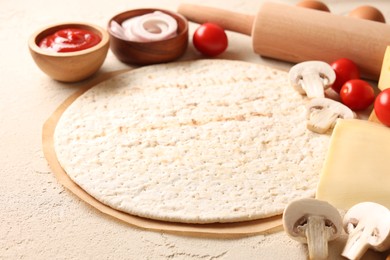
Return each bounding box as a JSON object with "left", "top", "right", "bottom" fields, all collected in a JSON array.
[{"left": 177, "top": 4, "right": 254, "bottom": 36}]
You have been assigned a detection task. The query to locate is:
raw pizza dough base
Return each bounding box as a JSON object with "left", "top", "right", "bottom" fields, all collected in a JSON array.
[{"left": 43, "top": 69, "right": 283, "bottom": 238}]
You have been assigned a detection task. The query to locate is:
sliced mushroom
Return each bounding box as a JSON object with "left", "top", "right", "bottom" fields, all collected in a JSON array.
[
  {"left": 342, "top": 202, "right": 390, "bottom": 260},
  {"left": 306, "top": 98, "right": 356, "bottom": 134},
  {"left": 289, "top": 61, "right": 336, "bottom": 98},
  {"left": 283, "top": 198, "right": 342, "bottom": 260}
]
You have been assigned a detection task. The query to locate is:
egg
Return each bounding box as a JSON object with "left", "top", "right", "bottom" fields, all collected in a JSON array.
[
  {"left": 348, "top": 5, "right": 386, "bottom": 23},
  {"left": 296, "top": 0, "right": 330, "bottom": 12}
]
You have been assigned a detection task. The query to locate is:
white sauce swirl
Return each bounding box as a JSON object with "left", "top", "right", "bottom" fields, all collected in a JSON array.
[{"left": 110, "top": 11, "right": 178, "bottom": 42}]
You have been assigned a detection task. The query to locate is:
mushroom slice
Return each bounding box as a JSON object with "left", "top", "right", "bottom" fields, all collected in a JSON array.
[
  {"left": 342, "top": 202, "right": 390, "bottom": 260},
  {"left": 289, "top": 61, "right": 336, "bottom": 98},
  {"left": 283, "top": 198, "right": 342, "bottom": 260},
  {"left": 306, "top": 98, "right": 356, "bottom": 134}
]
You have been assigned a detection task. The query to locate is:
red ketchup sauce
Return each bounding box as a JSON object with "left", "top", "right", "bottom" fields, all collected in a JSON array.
[{"left": 39, "top": 28, "right": 101, "bottom": 52}]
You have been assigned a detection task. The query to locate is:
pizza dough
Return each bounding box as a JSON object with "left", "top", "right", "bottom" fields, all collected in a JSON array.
[{"left": 54, "top": 60, "right": 330, "bottom": 224}]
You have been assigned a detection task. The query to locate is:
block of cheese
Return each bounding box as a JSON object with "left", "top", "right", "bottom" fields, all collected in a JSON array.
[
  {"left": 316, "top": 119, "right": 390, "bottom": 210},
  {"left": 379, "top": 46, "right": 390, "bottom": 90}
]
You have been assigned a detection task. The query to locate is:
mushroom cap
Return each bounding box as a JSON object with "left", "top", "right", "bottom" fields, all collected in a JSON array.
[
  {"left": 289, "top": 61, "right": 336, "bottom": 93},
  {"left": 283, "top": 198, "right": 343, "bottom": 243},
  {"left": 343, "top": 202, "right": 390, "bottom": 247}
]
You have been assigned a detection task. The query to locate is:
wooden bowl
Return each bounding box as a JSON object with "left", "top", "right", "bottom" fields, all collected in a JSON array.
[
  {"left": 108, "top": 9, "right": 188, "bottom": 65},
  {"left": 28, "top": 22, "right": 110, "bottom": 82}
]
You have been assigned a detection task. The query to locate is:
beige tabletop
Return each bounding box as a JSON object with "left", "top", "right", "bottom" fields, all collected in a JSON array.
[{"left": 1, "top": 0, "right": 390, "bottom": 259}]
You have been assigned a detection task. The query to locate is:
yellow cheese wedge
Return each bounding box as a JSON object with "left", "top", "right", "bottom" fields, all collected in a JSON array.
[
  {"left": 379, "top": 46, "right": 390, "bottom": 90},
  {"left": 316, "top": 119, "right": 390, "bottom": 210}
]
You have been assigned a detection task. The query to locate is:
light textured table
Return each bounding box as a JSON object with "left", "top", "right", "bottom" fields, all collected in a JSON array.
[{"left": 1, "top": 0, "right": 389, "bottom": 259}]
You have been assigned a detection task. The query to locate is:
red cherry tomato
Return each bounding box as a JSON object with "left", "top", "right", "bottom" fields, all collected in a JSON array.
[
  {"left": 374, "top": 89, "right": 390, "bottom": 127},
  {"left": 330, "top": 58, "right": 360, "bottom": 93},
  {"left": 340, "top": 79, "right": 375, "bottom": 110},
  {"left": 193, "top": 23, "right": 228, "bottom": 57}
]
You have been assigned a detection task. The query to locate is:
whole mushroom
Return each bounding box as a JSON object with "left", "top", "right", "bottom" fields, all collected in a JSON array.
[
  {"left": 342, "top": 202, "right": 390, "bottom": 260},
  {"left": 289, "top": 61, "right": 336, "bottom": 98},
  {"left": 283, "top": 198, "right": 343, "bottom": 260}
]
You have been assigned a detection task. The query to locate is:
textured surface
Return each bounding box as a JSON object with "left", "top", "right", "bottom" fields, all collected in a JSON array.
[
  {"left": 1, "top": 0, "right": 389, "bottom": 259},
  {"left": 54, "top": 60, "right": 329, "bottom": 223}
]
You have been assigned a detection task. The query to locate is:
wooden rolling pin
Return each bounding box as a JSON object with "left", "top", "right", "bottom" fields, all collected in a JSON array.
[{"left": 178, "top": 2, "right": 390, "bottom": 80}]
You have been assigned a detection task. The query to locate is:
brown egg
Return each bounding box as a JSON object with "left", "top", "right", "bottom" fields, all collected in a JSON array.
[
  {"left": 296, "top": 0, "right": 330, "bottom": 12},
  {"left": 348, "top": 5, "right": 386, "bottom": 23}
]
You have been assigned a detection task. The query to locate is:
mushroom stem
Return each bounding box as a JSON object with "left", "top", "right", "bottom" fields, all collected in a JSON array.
[
  {"left": 302, "top": 215, "right": 332, "bottom": 260},
  {"left": 307, "top": 107, "right": 339, "bottom": 134},
  {"left": 300, "top": 73, "right": 326, "bottom": 98},
  {"left": 342, "top": 222, "right": 372, "bottom": 260}
]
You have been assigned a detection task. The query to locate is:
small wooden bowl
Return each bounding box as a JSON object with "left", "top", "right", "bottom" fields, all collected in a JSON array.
[
  {"left": 108, "top": 9, "right": 188, "bottom": 65},
  {"left": 29, "top": 22, "right": 110, "bottom": 82}
]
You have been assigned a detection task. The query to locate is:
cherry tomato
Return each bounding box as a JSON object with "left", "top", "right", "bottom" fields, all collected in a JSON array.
[
  {"left": 330, "top": 58, "right": 360, "bottom": 93},
  {"left": 193, "top": 23, "right": 228, "bottom": 57},
  {"left": 374, "top": 89, "right": 390, "bottom": 127},
  {"left": 340, "top": 79, "right": 375, "bottom": 110}
]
